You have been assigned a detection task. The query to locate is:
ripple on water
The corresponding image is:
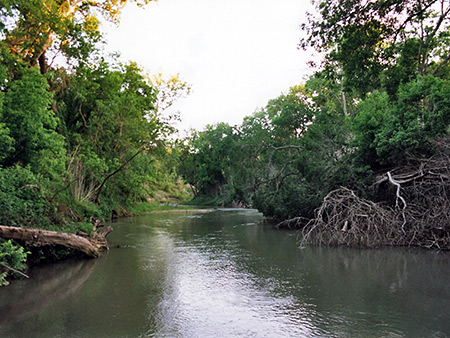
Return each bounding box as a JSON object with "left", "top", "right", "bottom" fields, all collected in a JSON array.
[
  {"left": 2, "top": 210, "right": 450, "bottom": 338},
  {"left": 149, "top": 242, "right": 323, "bottom": 337}
]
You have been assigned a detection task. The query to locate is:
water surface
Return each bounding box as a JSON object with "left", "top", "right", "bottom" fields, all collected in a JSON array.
[{"left": 1, "top": 208, "right": 450, "bottom": 337}]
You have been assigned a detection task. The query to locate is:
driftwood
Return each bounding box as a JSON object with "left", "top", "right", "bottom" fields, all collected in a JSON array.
[{"left": 0, "top": 225, "right": 113, "bottom": 258}]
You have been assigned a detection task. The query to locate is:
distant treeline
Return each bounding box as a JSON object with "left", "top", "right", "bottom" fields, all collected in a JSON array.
[{"left": 178, "top": 0, "right": 450, "bottom": 249}]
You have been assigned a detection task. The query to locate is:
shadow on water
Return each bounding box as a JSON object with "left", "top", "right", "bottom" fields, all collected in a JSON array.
[{"left": 0, "top": 209, "right": 450, "bottom": 337}]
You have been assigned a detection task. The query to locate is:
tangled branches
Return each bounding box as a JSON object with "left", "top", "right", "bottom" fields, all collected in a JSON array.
[
  {"left": 290, "top": 136, "right": 450, "bottom": 249},
  {"left": 298, "top": 188, "right": 404, "bottom": 248}
]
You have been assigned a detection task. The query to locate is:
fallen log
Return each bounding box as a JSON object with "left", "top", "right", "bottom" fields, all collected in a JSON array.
[{"left": 0, "top": 225, "right": 113, "bottom": 258}]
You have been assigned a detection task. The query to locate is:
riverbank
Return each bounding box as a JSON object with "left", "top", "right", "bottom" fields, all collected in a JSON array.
[
  {"left": 143, "top": 208, "right": 214, "bottom": 214},
  {"left": 0, "top": 198, "right": 195, "bottom": 286}
]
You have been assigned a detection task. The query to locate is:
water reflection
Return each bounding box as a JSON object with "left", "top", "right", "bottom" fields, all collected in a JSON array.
[
  {"left": 0, "top": 259, "right": 96, "bottom": 326},
  {"left": 0, "top": 209, "right": 449, "bottom": 337},
  {"left": 148, "top": 231, "right": 316, "bottom": 337}
]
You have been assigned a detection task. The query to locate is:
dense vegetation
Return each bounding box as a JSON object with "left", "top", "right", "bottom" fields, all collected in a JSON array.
[
  {"left": 179, "top": 0, "right": 450, "bottom": 248},
  {"left": 1, "top": 0, "right": 450, "bottom": 285},
  {"left": 0, "top": 0, "right": 190, "bottom": 284}
]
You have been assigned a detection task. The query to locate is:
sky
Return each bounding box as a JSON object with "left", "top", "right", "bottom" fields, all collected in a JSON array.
[{"left": 102, "top": 0, "right": 316, "bottom": 132}]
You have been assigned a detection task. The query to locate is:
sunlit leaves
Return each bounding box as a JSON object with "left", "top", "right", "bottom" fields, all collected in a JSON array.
[
  {"left": 148, "top": 73, "right": 191, "bottom": 116},
  {"left": 1, "top": 0, "right": 157, "bottom": 69}
]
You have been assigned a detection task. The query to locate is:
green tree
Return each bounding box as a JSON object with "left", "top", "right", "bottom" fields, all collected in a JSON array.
[
  {"left": 178, "top": 84, "right": 355, "bottom": 219},
  {"left": 352, "top": 75, "right": 450, "bottom": 167},
  {"left": 179, "top": 123, "right": 238, "bottom": 198},
  {"left": 0, "top": 67, "right": 65, "bottom": 177},
  {"left": 0, "top": 62, "right": 14, "bottom": 162},
  {"left": 266, "top": 85, "right": 315, "bottom": 140},
  {"left": 0, "top": 0, "right": 156, "bottom": 72},
  {"left": 301, "top": 0, "right": 450, "bottom": 97},
  {"left": 377, "top": 76, "right": 450, "bottom": 165},
  {"left": 54, "top": 60, "right": 167, "bottom": 205},
  {"left": 352, "top": 90, "right": 391, "bottom": 168}
]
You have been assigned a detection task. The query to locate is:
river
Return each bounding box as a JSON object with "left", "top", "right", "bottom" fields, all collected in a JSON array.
[{"left": 0, "top": 208, "right": 450, "bottom": 337}]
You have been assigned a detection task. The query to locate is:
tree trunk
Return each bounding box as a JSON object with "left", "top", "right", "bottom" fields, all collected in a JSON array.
[{"left": 0, "top": 225, "right": 112, "bottom": 258}]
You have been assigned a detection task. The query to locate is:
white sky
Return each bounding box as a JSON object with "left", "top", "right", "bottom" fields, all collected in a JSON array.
[{"left": 102, "top": 0, "right": 315, "bottom": 132}]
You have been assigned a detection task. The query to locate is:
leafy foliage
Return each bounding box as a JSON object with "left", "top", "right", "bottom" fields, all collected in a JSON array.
[
  {"left": 178, "top": 123, "right": 238, "bottom": 198},
  {"left": 0, "top": 239, "right": 28, "bottom": 286},
  {"left": 354, "top": 76, "right": 450, "bottom": 167},
  {"left": 302, "top": 0, "right": 450, "bottom": 100},
  {"left": 0, "top": 166, "right": 55, "bottom": 228},
  {"left": 0, "top": 0, "right": 156, "bottom": 71},
  {"left": 179, "top": 85, "right": 356, "bottom": 219},
  {"left": 0, "top": 67, "right": 65, "bottom": 177},
  {"left": 0, "top": 0, "right": 192, "bottom": 279}
]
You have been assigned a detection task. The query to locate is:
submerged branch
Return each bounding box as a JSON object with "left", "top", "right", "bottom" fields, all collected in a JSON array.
[{"left": 0, "top": 262, "right": 29, "bottom": 279}]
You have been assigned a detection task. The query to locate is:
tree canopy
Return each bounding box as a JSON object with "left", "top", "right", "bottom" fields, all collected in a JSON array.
[
  {"left": 0, "top": 0, "right": 155, "bottom": 72},
  {"left": 301, "top": 0, "right": 450, "bottom": 96}
]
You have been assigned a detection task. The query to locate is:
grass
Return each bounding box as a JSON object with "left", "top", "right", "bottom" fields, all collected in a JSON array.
[{"left": 183, "top": 194, "right": 226, "bottom": 207}]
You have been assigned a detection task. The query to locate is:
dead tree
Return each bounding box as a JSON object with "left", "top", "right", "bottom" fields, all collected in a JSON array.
[{"left": 0, "top": 225, "right": 113, "bottom": 258}]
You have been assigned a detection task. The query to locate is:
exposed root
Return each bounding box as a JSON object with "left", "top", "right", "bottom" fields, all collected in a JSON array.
[
  {"left": 276, "top": 216, "right": 309, "bottom": 229},
  {"left": 294, "top": 136, "right": 450, "bottom": 250},
  {"left": 299, "top": 187, "right": 403, "bottom": 248}
]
